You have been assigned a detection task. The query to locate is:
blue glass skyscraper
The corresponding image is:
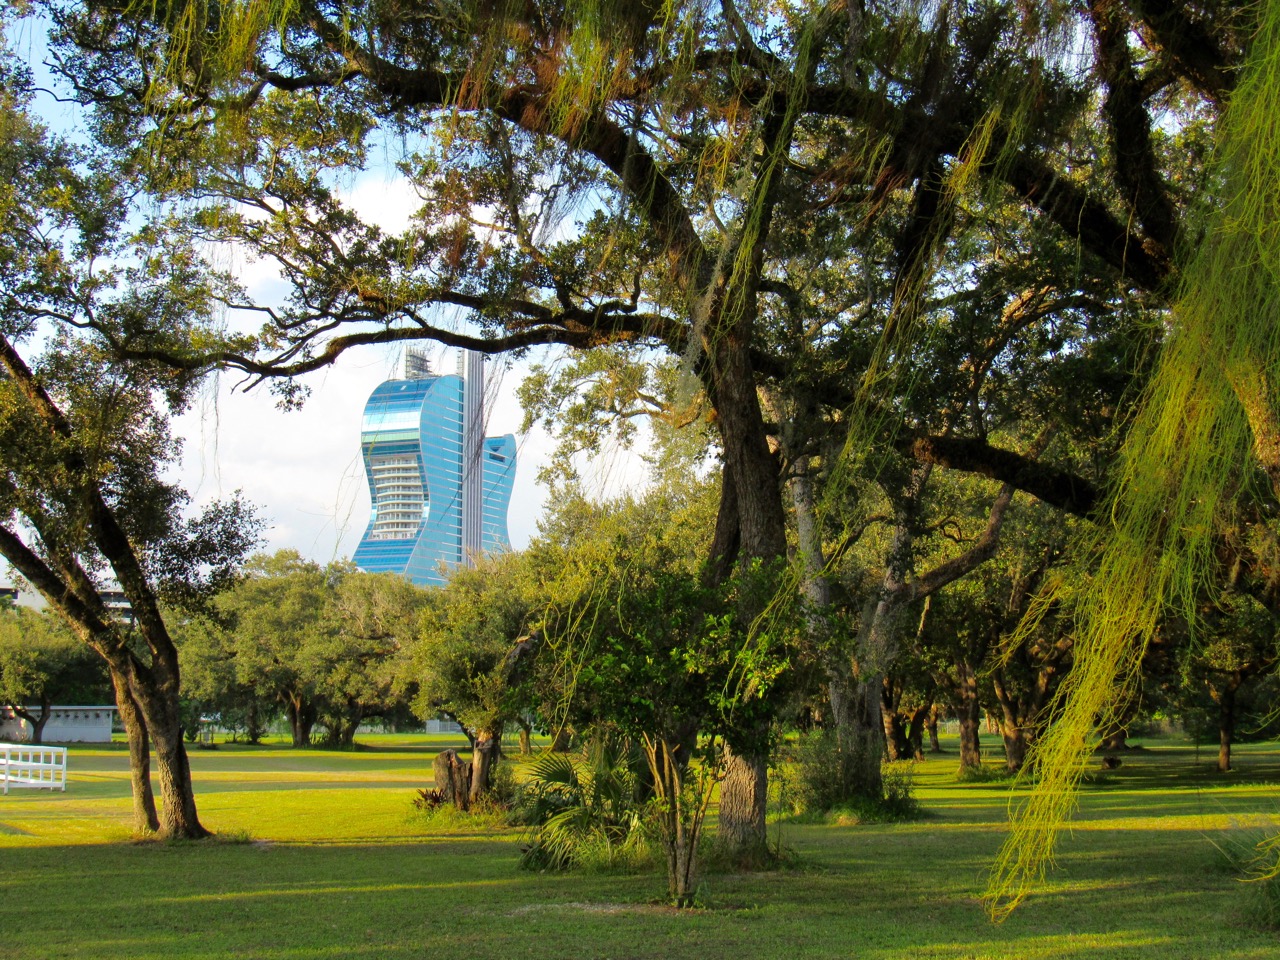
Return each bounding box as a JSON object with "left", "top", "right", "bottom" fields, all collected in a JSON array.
[{"left": 352, "top": 350, "right": 516, "bottom": 586}]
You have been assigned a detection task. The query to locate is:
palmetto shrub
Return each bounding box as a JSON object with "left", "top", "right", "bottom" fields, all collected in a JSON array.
[{"left": 517, "top": 737, "right": 649, "bottom": 871}]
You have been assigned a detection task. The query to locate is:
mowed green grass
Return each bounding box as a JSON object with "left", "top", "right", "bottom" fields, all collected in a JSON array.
[{"left": 2, "top": 734, "right": 1279, "bottom": 959}]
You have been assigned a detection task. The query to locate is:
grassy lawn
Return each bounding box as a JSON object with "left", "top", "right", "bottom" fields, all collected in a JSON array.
[{"left": 2, "top": 734, "right": 1279, "bottom": 959}]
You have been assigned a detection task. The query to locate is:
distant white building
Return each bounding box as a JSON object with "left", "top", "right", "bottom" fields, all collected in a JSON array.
[
  {"left": 423, "top": 717, "right": 463, "bottom": 734},
  {"left": 0, "top": 706, "right": 117, "bottom": 743}
]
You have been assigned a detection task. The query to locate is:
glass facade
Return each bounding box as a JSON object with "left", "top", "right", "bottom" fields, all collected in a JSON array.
[{"left": 352, "top": 373, "right": 516, "bottom": 586}]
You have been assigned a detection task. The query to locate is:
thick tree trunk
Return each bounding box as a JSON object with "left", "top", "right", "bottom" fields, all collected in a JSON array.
[
  {"left": 718, "top": 743, "right": 769, "bottom": 865},
  {"left": 112, "top": 669, "right": 158, "bottom": 834},
  {"left": 1001, "top": 722, "right": 1028, "bottom": 773},
  {"left": 791, "top": 457, "right": 888, "bottom": 800},
  {"left": 469, "top": 724, "right": 503, "bottom": 803},
  {"left": 955, "top": 661, "right": 982, "bottom": 770},
  {"left": 433, "top": 748, "right": 472, "bottom": 810},
  {"left": 788, "top": 449, "right": 850, "bottom": 750},
  {"left": 246, "top": 699, "right": 265, "bottom": 744},
  {"left": 286, "top": 697, "right": 316, "bottom": 747},
  {"left": 927, "top": 702, "right": 941, "bottom": 753},
  {"left": 136, "top": 683, "right": 208, "bottom": 839},
  {"left": 1098, "top": 705, "right": 1130, "bottom": 752},
  {"left": 324, "top": 712, "right": 361, "bottom": 748},
  {"left": 846, "top": 675, "right": 886, "bottom": 800},
  {"left": 991, "top": 677, "right": 1028, "bottom": 773},
  {"left": 339, "top": 722, "right": 358, "bottom": 748},
  {"left": 840, "top": 587, "right": 906, "bottom": 802},
  {"left": 880, "top": 681, "right": 911, "bottom": 761},
  {"left": 906, "top": 703, "right": 930, "bottom": 762},
  {"left": 829, "top": 675, "right": 853, "bottom": 737},
  {"left": 1098, "top": 721, "right": 1128, "bottom": 751},
  {"left": 703, "top": 339, "right": 789, "bottom": 858},
  {"left": 845, "top": 506, "right": 921, "bottom": 797}
]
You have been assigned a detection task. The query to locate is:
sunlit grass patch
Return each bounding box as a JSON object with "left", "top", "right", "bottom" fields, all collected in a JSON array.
[{"left": 1, "top": 733, "right": 1279, "bottom": 957}]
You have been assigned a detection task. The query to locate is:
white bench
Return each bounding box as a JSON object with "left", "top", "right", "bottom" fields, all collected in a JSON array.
[{"left": 0, "top": 743, "right": 67, "bottom": 795}]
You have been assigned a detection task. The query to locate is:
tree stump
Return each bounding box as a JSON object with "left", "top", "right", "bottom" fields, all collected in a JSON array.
[{"left": 433, "top": 749, "right": 472, "bottom": 811}]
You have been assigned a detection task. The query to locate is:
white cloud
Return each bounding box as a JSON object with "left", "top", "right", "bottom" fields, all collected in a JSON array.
[
  {"left": 168, "top": 342, "right": 648, "bottom": 565},
  {"left": 167, "top": 169, "right": 652, "bottom": 567},
  {"left": 337, "top": 176, "right": 423, "bottom": 236}
]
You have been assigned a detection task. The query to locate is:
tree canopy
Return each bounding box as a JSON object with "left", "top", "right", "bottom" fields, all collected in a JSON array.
[{"left": 11, "top": 0, "right": 1280, "bottom": 904}]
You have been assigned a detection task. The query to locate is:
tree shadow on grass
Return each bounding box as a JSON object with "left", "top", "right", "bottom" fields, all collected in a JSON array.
[{"left": 1, "top": 823, "right": 1276, "bottom": 960}]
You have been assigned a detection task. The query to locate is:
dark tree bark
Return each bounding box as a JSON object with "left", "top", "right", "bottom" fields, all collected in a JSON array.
[
  {"left": 926, "top": 702, "right": 942, "bottom": 753},
  {"left": 906, "top": 702, "right": 931, "bottom": 762},
  {"left": 12, "top": 697, "right": 51, "bottom": 744},
  {"left": 0, "top": 532, "right": 208, "bottom": 838},
  {"left": 999, "top": 716, "right": 1029, "bottom": 773},
  {"left": 286, "top": 697, "right": 316, "bottom": 747},
  {"left": 991, "top": 676, "right": 1031, "bottom": 773},
  {"left": 879, "top": 677, "right": 913, "bottom": 761},
  {"left": 1211, "top": 671, "right": 1242, "bottom": 773},
  {"left": 111, "top": 668, "right": 158, "bottom": 834},
  {"left": 955, "top": 660, "right": 983, "bottom": 770},
  {"left": 325, "top": 719, "right": 359, "bottom": 748},
  {"left": 846, "top": 675, "right": 888, "bottom": 800},
  {"left": 469, "top": 724, "right": 503, "bottom": 803},
  {"left": 433, "top": 748, "right": 472, "bottom": 810},
  {"left": 245, "top": 700, "right": 265, "bottom": 745},
  {"left": 990, "top": 633, "right": 1071, "bottom": 773},
  {"left": 1098, "top": 723, "right": 1129, "bottom": 753},
  {"left": 703, "top": 342, "right": 789, "bottom": 860}
]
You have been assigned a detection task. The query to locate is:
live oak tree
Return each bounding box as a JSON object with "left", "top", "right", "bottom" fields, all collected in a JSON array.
[
  {"left": 202, "top": 551, "right": 419, "bottom": 747},
  {"left": 1173, "top": 592, "right": 1280, "bottom": 774},
  {"left": 31, "top": 1, "right": 1093, "bottom": 852},
  {"left": 37, "top": 0, "right": 1280, "bottom": 884},
  {"left": 322, "top": 564, "right": 426, "bottom": 743},
  {"left": 173, "top": 614, "right": 278, "bottom": 744},
  {"left": 913, "top": 496, "right": 1077, "bottom": 774}
]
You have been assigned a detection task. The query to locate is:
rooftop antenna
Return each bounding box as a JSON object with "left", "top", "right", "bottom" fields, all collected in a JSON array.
[{"left": 404, "top": 346, "right": 432, "bottom": 380}]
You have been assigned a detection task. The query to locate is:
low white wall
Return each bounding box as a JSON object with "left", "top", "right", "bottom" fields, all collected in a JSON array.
[{"left": 0, "top": 706, "right": 116, "bottom": 743}]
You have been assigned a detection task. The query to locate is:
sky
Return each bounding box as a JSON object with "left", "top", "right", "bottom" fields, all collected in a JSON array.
[
  {"left": 163, "top": 173, "right": 651, "bottom": 566},
  {"left": 169, "top": 340, "right": 560, "bottom": 564},
  {"left": 1, "top": 31, "right": 652, "bottom": 583}
]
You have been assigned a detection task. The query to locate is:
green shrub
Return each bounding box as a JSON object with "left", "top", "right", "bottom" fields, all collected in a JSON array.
[
  {"left": 785, "top": 729, "right": 865, "bottom": 814},
  {"left": 487, "top": 760, "right": 520, "bottom": 810},
  {"left": 411, "top": 788, "right": 446, "bottom": 812},
  {"left": 783, "top": 731, "right": 920, "bottom": 822},
  {"left": 516, "top": 737, "right": 649, "bottom": 871},
  {"left": 955, "top": 763, "right": 1016, "bottom": 784},
  {"left": 823, "top": 762, "right": 921, "bottom": 825}
]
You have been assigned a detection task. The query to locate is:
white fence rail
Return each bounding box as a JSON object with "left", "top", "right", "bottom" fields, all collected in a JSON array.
[{"left": 1, "top": 743, "right": 67, "bottom": 795}]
